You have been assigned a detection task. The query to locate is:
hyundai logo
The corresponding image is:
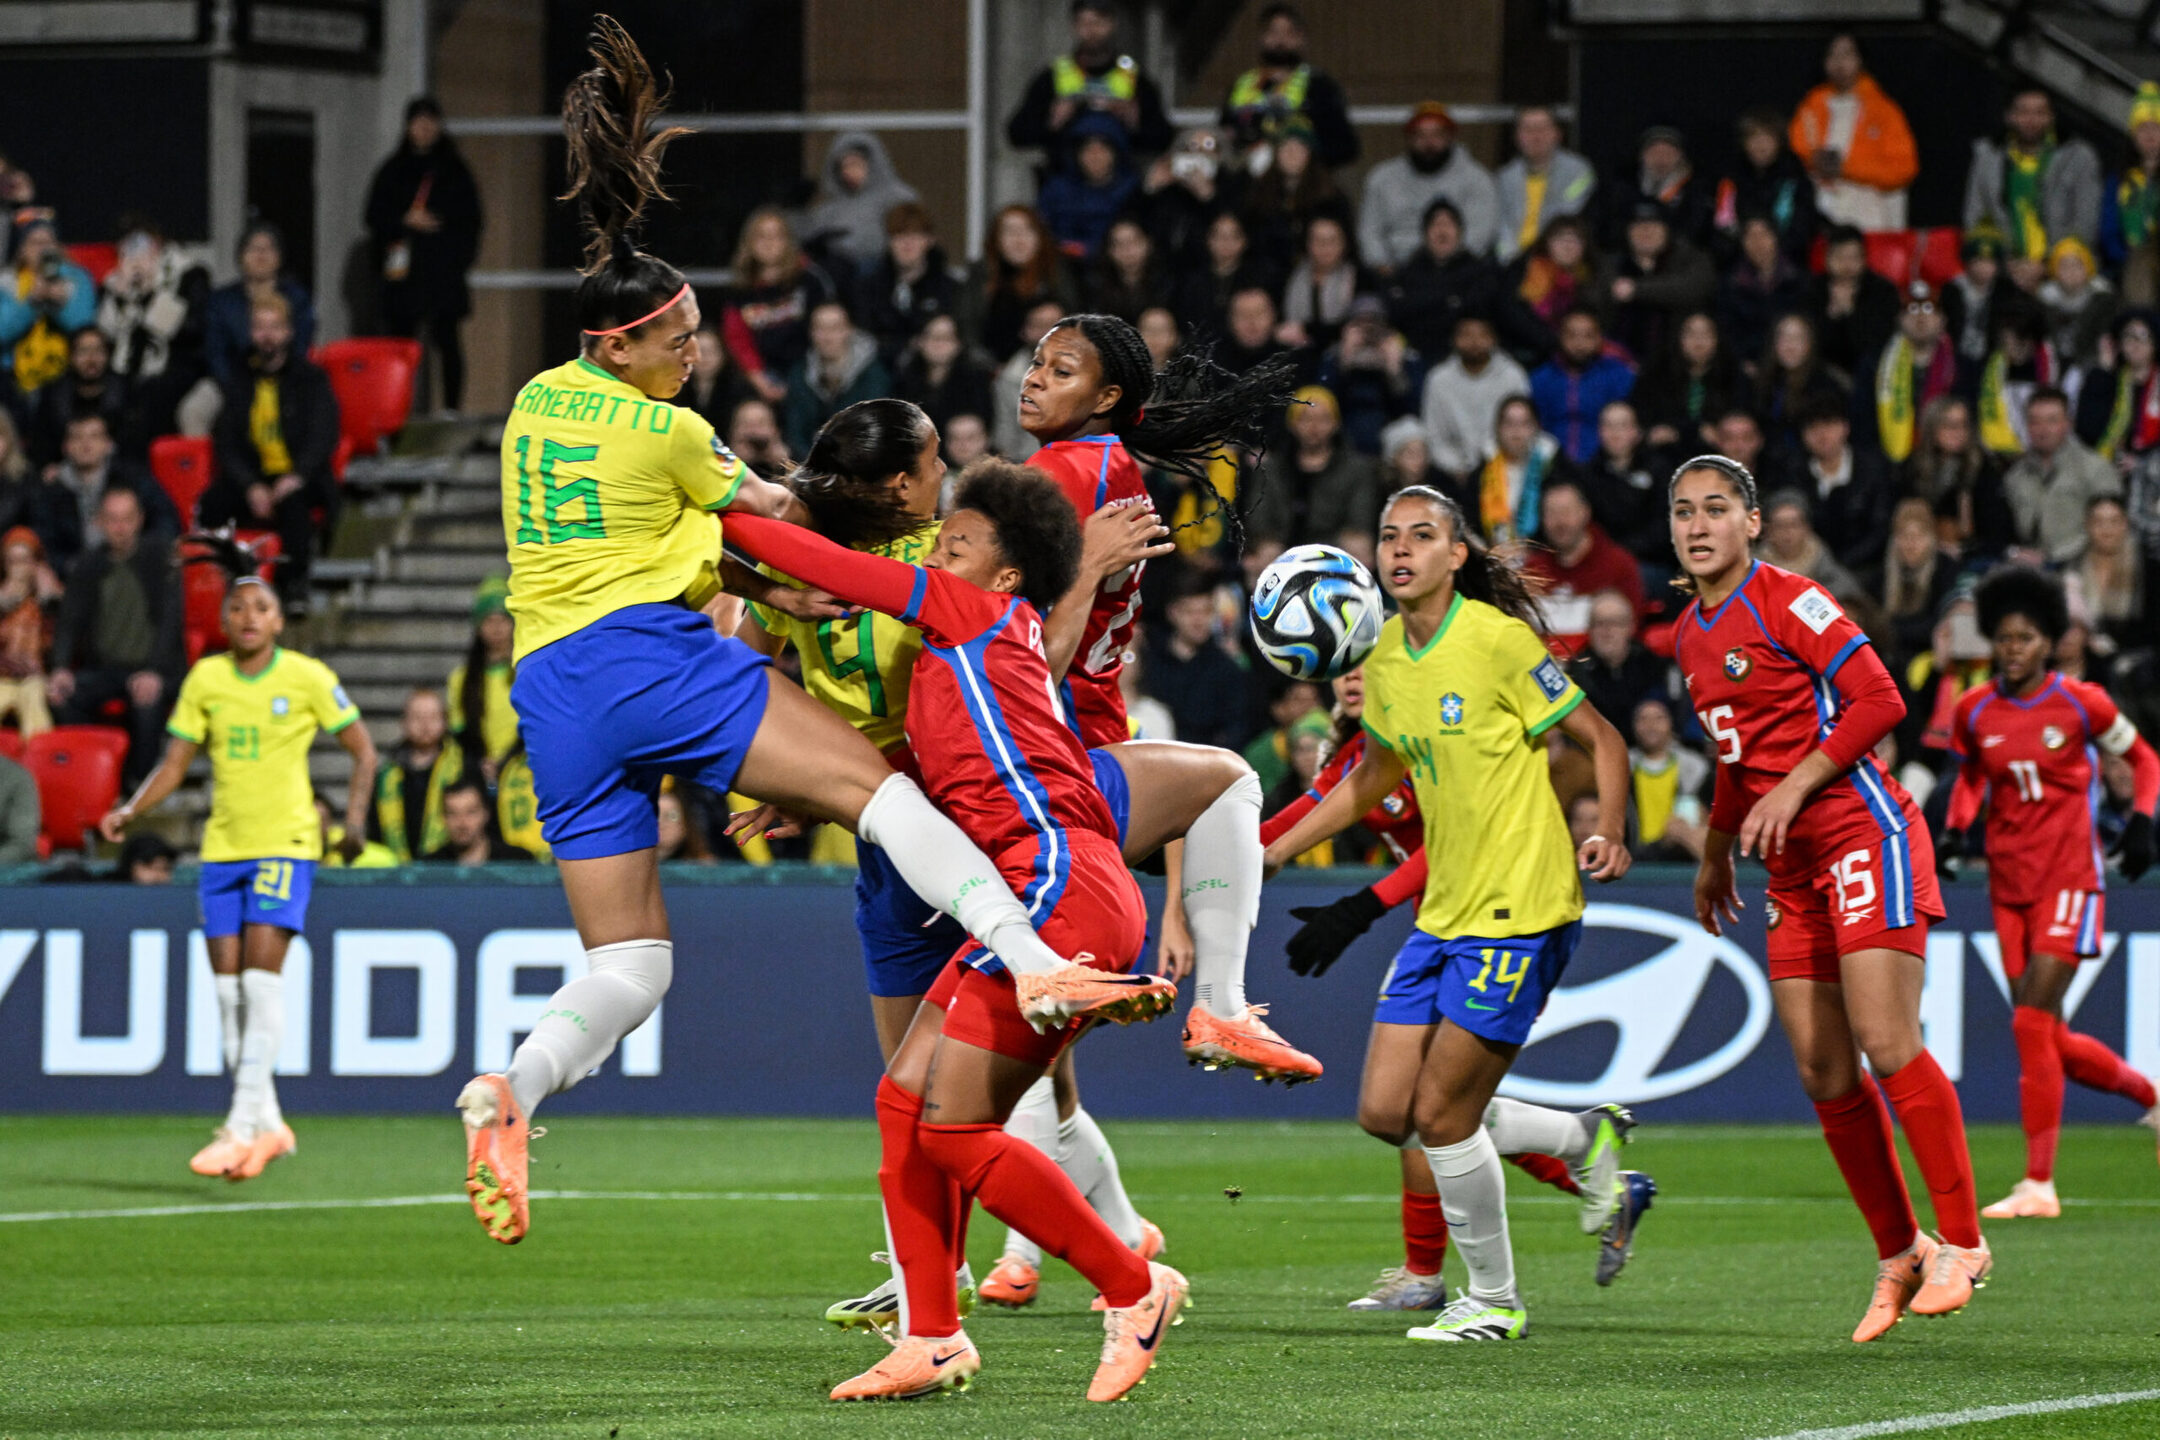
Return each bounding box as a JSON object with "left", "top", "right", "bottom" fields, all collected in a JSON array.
[{"left": 1498, "top": 904, "right": 1772, "bottom": 1106}]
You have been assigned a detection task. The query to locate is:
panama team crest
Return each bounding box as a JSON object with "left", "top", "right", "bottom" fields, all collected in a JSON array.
[
  {"left": 1764, "top": 897, "right": 1782, "bottom": 930},
  {"left": 2042, "top": 725, "right": 2067, "bottom": 750},
  {"left": 1440, "top": 693, "right": 1464, "bottom": 726},
  {"left": 1723, "top": 648, "right": 1752, "bottom": 680}
]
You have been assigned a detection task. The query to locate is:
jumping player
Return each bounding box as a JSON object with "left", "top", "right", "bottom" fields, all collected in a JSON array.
[
  {"left": 1670, "top": 454, "right": 1987, "bottom": 1340},
  {"left": 1272, "top": 667, "right": 1658, "bottom": 1300},
  {"left": 724, "top": 463, "right": 1187, "bottom": 1403},
  {"left": 1944, "top": 566, "right": 2160, "bottom": 1218},
  {"left": 1263, "top": 487, "right": 1635, "bottom": 1342},
  {"left": 101, "top": 579, "right": 377, "bottom": 1180},
  {"left": 455, "top": 22, "right": 1157, "bottom": 1246}
]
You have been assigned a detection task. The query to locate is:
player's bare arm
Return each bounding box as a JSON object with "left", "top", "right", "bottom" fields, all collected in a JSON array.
[
  {"left": 1263, "top": 743, "right": 1407, "bottom": 876},
  {"left": 1556, "top": 697, "right": 1632, "bottom": 883}
]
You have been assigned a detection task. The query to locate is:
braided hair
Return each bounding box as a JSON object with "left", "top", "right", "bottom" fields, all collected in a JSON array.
[
  {"left": 560, "top": 18, "right": 692, "bottom": 335},
  {"left": 1381, "top": 485, "right": 1547, "bottom": 631},
  {"left": 1044, "top": 313, "right": 1302, "bottom": 541}
]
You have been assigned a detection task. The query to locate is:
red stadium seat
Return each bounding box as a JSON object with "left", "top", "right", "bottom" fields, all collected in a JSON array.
[
  {"left": 150, "top": 435, "right": 216, "bottom": 526},
  {"left": 330, "top": 433, "right": 353, "bottom": 484},
  {"left": 26, "top": 726, "right": 128, "bottom": 853},
  {"left": 0, "top": 728, "right": 22, "bottom": 762},
  {"left": 180, "top": 533, "right": 282, "bottom": 664},
  {"left": 65, "top": 242, "right": 118, "bottom": 286},
  {"left": 1917, "top": 226, "right": 1963, "bottom": 288},
  {"left": 312, "top": 338, "right": 422, "bottom": 458},
  {"left": 1864, "top": 230, "right": 1918, "bottom": 287}
]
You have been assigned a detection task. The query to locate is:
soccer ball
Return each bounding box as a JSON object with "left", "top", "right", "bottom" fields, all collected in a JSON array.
[{"left": 1248, "top": 544, "right": 1384, "bottom": 681}]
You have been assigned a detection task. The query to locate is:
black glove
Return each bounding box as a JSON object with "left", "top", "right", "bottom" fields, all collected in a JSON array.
[
  {"left": 1936, "top": 827, "right": 1965, "bottom": 881},
  {"left": 2119, "top": 812, "right": 2155, "bottom": 882},
  {"left": 1286, "top": 885, "right": 1388, "bottom": 977}
]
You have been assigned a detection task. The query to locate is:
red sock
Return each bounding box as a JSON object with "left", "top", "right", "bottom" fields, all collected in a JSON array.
[
  {"left": 2057, "top": 1019, "right": 2159, "bottom": 1109},
  {"left": 1507, "top": 1151, "right": 1581, "bottom": 1195},
  {"left": 1813, "top": 1076, "right": 1918, "bottom": 1260},
  {"left": 1877, "top": 1050, "right": 1983, "bottom": 1249},
  {"left": 874, "top": 1078, "right": 963, "bottom": 1338},
  {"left": 2011, "top": 1006, "right": 2064, "bottom": 1182},
  {"left": 920, "top": 1121, "right": 1151, "bottom": 1308},
  {"left": 1401, "top": 1189, "right": 1448, "bottom": 1275}
]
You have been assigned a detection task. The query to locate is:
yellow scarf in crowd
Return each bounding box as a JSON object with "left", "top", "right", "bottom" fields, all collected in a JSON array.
[
  {"left": 249, "top": 376, "right": 293, "bottom": 476},
  {"left": 10, "top": 268, "right": 68, "bottom": 390}
]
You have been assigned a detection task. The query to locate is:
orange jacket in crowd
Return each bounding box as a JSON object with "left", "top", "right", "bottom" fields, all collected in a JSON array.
[{"left": 1788, "top": 75, "right": 1919, "bottom": 193}]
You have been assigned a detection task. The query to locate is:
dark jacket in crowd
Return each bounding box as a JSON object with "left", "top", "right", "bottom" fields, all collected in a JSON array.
[
  {"left": 211, "top": 356, "right": 342, "bottom": 497},
  {"left": 1711, "top": 152, "right": 1818, "bottom": 265},
  {"left": 1773, "top": 444, "right": 1896, "bottom": 571},
  {"left": 1807, "top": 270, "right": 1902, "bottom": 375},
  {"left": 1567, "top": 640, "right": 1678, "bottom": 746},
  {"left": 1248, "top": 443, "right": 1382, "bottom": 547},
  {"left": 855, "top": 246, "right": 964, "bottom": 366},
  {"left": 30, "top": 461, "right": 180, "bottom": 575},
  {"left": 27, "top": 372, "right": 135, "bottom": 467},
  {"left": 1578, "top": 446, "right": 1671, "bottom": 567},
  {"left": 892, "top": 353, "right": 997, "bottom": 436},
  {"left": 1597, "top": 240, "right": 1716, "bottom": 363},
  {"left": 1143, "top": 634, "right": 1251, "bottom": 749},
  {"left": 364, "top": 137, "right": 484, "bottom": 324},
  {"left": 1383, "top": 250, "right": 1505, "bottom": 362},
  {"left": 1718, "top": 258, "right": 1812, "bottom": 369},
  {"left": 204, "top": 278, "right": 318, "bottom": 386},
  {"left": 1006, "top": 56, "right": 1175, "bottom": 162},
  {"left": 1170, "top": 257, "right": 1282, "bottom": 340},
  {"left": 51, "top": 537, "right": 183, "bottom": 682}
]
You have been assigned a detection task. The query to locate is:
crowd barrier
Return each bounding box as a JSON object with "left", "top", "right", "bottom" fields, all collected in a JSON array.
[{"left": 3, "top": 868, "right": 2157, "bottom": 1123}]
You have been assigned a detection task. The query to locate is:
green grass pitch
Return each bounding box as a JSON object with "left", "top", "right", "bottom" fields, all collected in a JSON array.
[{"left": 5, "top": 1114, "right": 2159, "bottom": 1439}]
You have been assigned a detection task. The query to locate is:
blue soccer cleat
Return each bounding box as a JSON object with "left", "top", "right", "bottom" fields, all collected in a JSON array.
[{"left": 1595, "top": 1170, "right": 1656, "bottom": 1286}]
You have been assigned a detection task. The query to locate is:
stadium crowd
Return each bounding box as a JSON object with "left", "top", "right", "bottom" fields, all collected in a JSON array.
[{"left": 4, "top": 5, "right": 2159, "bottom": 874}]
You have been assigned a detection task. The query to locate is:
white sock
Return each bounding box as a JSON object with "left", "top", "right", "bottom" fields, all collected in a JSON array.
[
  {"left": 997, "top": 1076, "right": 1058, "bottom": 1266},
  {"left": 1483, "top": 1097, "right": 1590, "bottom": 1163},
  {"left": 856, "top": 773, "right": 1064, "bottom": 977},
  {"left": 1426, "top": 1129, "right": 1516, "bottom": 1303},
  {"left": 228, "top": 969, "right": 284, "bottom": 1136},
  {"left": 1183, "top": 768, "right": 1262, "bottom": 1019},
  {"left": 215, "top": 972, "right": 243, "bottom": 1073},
  {"left": 503, "top": 939, "right": 672, "bottom": 1117},
  {"left": 1059, "top": 1106, "right": 1146, "bottom": 1250}
]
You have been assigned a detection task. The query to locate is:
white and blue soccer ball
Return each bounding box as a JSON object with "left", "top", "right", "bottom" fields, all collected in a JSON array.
[{"left": 1248, "top": 544, "right": 1384, "bottom": 681}]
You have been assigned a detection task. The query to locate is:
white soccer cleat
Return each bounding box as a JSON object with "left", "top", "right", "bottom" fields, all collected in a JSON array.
[
  {"left": 1347, "top": 1266, "right": 1448, "bottom": 1312},
  {"left": 1981, "top": 1177, "right": 2061, "bottom": 1219}
]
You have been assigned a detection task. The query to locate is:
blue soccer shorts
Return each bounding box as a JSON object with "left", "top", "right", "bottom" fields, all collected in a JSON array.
[
  {"left": 200, "top": 858, "right": 317, "bottom": 938},
  {"left": 1372, "top": 920, "right": 1581, "bottom": 1045}
]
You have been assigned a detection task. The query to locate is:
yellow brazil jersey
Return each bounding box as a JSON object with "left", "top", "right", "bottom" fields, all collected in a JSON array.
[
  {"left": 446, "top": 659, "right": 519, "bottom": 762},
  {"left": 495, "top": 752, "right": 551, "bottom": 862},
  {"left": 745, "top": 519, "right": 941, "bottom": 752},
  {"left": 1360, "top": 595, "right": 1585, "bottom": 941},
  {"left": 502, "top": 358, "right": 750, "bottom": 662},
  {"left": 167, "top": 647, "right": 360, "bottom": 863}
]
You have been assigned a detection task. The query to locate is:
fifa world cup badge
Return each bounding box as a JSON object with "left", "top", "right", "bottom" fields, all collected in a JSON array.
[{"left": 1723, "top": 648, "right": 1752, "bottom": 680}]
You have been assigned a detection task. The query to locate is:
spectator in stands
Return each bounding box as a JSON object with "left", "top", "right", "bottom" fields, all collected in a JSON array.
[
  {"left": 1945, "top": 225, "right": 2006, "bottom": 365},
  {"left": 204, "top": 222, "right": 315, "bottom": 389},
  {"left": 1380, "top": 414, "right": 1448, "bottom": 496},
  {"left": 318, "top": 794, "right": 396, "bottom": 869},
  {"left": 1360, "top": 103, "right": 1500, "bottom": 271},
  {"left": 1759, "top": 489, "right": 1859, "bottom": 595},
  {"left": 1808, "top": 223, "right": 1901, "bottom": 375},
  {"left": 782, "top": 303, "right": 892, "bottom": 457},
  {"left": 1381, "top": 200, "right": 1503, "bottom": 362},
  {"left": 1566, "top": 588, "right": 1675, "bottom": 746},
  {"left": 892, "top": 313, "right": 995, "bottom": 437},
  {"left": 1422, "top": 310, "right": 1529, "bottom": 483},
  {"left": 1171, "top": 209, "right": 1277, "bottom": 337},
  {"left": 942, "top": 412, "right": 991, "bottom": 472},
  {"left": 0, "top": 526, "right": 54, "bottom": 736},
  {"left": 1509, "top": 214, "right": 1595, "bottom": 338},
  {"left": 448, "top": 575, "right": 518, "bottom": 776},
  {"left": 1144, "top": 578, "right": 1249, "bottom": 748},
  {"left": 2077, "top": 308, "right": 2160, "bottom": 459},
  {"left": 1597, "top": 202, "right": 1714, "bottom": 365},
  {"left": 1276, "top": 213, "right": 1359, "bottom": 353},
  {"left": 1530, "top": 306, "right": 1635, "bottom": 464},
  {"left": 1134, "top": 127, "right": 1234, "bottom": 270},
  {"left": 1628, "top": 696, "right": 1709, "bottom": 861},
  {"left": 1495, "top": 105, "right": 1596, "bottom": 265},
  {"left": 0, "top": 153, "right": 33, "bottom": 207},
  {"left": 424, "top": 779, "right": 531, "bottom": 866},
  {"left": 1865, "top": 497, "right": 1959, "bottom": 668},
  {"left": 725, "top": 398, "right": 792, "bottom": 476},
  {"left": 1718, "top": 213, "right": 1810, "bottom": 367},
  {"left": 27, "top": 327, "right": 131, "bottom": 467},
  {"left": 0, "top": 746, "right": 35, "bottom": 864},
  {"left": 960, "top": 205, "right": 1075, "bottom": 364},
  {"left": 1242, "top": 118, "right": 1346, "bottom": 274},
  {"left": 1524, "top": 479, "right": 1645, "bottom": 654},
  {"left": 1250, "top": 384, "right": 1379, "bottom": 548},
  {"left": 363, "top": 97, "right": 482, "bottom": 412},
  {"left": 1219, "top": 4, "right": 1358, "bottom": 171},
  {"left": 1, "top": 211, "right": 96, "bottom": 394},
  {"left": 1579, "top": 399, "right": 1666, "bottom": 569},
  {"left": 1218, "top": 287, "right": 1293, "bottom": 377},
  {"left": 1974, "top": 297, "right": 2064, "bottom": 456},
  {"left": 1715, "top": 111, "right": 1816, "bottom": 266},
  {"left": 205, "top": 294, "right": 339, "bottom": 604},
  {"left": 2105, "top": 84, "right": 2160, "bottom": 304},
  {"left": 96, "top": 217, "right": 212, "bottom": 433},
  {"left": 856, "top": 203, "right": 961, "bottom": 366},
  {"left": 1711, "top": 407, "right": 1766, "bottom": 476},
  {"left": 1906, "top": 395, "right": 2011, "bottom": 554},
  {"left": 803, "top": 133, "right": 919, "bottom": 274},
  {"left": 1039, "top": 113, "right": 1142, "bottom": 262},
  {"left": 33, "top": 413, "right": 176, "bottom": 574},
  {"left": 2039, "top": 238, "right": 2115, "bottom": 369},
  {"left": 1084, "top": 218, "right": 1170, "bottom": 325},
  {"left": 47, "top": 487, "right": 180, "bottom": 782},
  {"left": 993, "top": 298, "right": 1066, "bottom": 460},
  {"left": 371, "top": 685, "right": 455, "bottom": 864},
  {"left": 1789, "top": 34, "right": 1919, "bottom": 232},
  {"left": 1316, "top": 294, "right": 1424, "bottom": 456},
  {"left": 2073, "top": 493, "right": 2148, "bottom": 651},
  {"left": 1473, "top": 393, "right": 1565, "bottom": 544},
  {"left": 723, "top": 207, "right": 838, "bottom": 406},
  {"left": 2003, "top": 385, "right": 2121, "bottom": 562},
  {"left": 1242, "top": 679, "right": 1325, "bottom": 795},
  {"left": 655, "top": 780, "right": 717, "bottom": 866},
  {"left": 677, "top": 323, "right": 752, "bottom": 432},
  {"left": 1603, "top": 127, "right": 1714, "bottom": 250},
  {"left": 1866, "top": 281, "right": 1968, "bottom": 464},
  {"left": 1754, "top": 312, "right": 1850, "bottom": 462},
  {"left": 1006, "top": 0, "right": 1173, "bottom": 168},
  {"left": 1779, "top": 398, "right": 1892, "bottom": 570},
  {"left": 1964, "top": 88, "right": 2102, "bottom": 263},
  {"left": 0, "top": 411, "right": 30, "bottom": 534},
  {"left": 117, "top": 830, "right": 175, "bottom": 882},
  {"left": 1138, "top": 304, "right": 1181, "bottom": 368}
]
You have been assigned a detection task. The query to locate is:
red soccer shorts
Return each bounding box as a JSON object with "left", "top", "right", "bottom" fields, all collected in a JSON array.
[
  {"left": 1992, "top": 889, "right": 2105, "bottom": 980},
  {"left": 1764, "top": 824, "right": 1944, "bottom": 984},
  {"left": 926, "top": 830, "right": 1147, "bottom": 1068}
]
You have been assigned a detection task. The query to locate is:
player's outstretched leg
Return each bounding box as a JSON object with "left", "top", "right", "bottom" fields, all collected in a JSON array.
[
  {"left": 1486, "top": 1097, "right": 1634, "bottom": 1233},
  {"left": 1595, "top": 1171, "right": 1657, "bottom": 1286},
  {"left": 2054, "top": 1019, "right": 2160, "bottom": 1168}
]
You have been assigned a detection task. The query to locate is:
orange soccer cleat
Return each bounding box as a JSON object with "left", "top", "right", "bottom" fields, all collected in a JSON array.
[
  {"left": 829, "top": 1333, "right": 981, "bottom": 1401},
  {"left": 1014, "top": 958, "right": 1176, "bottom": 1032},
  {"left": 1909, "top": 1237, "right": 1992, "bottom": 1318},
  {"left": 189, "top": 1128, "right": 252, "bottom": 1178},
  {"left": 1093, "top": 1221, "right": 1168, "bottom": 1309},
  {"left": 227, "top": 1122, "right": 295, "bottom": 1182},
  {"left": 1852, "top": 1234, "right": 1936, "bottom": 1342},
  {"left": 1981, "top": 1177, "right": 2061, "bottom": 1219},
  {"left": 978, "top": 1257, "right": 1040, "bottom": 1308},
  {"left": 1088, "top": 1261, "right": 1188, "bottom": 1402},
  {"left": 1181, "top": 1004, "right": 1322, "bottom": 1084},
  {"left": 458, "top": 1074, "right": 534, "bottom": 1245}
]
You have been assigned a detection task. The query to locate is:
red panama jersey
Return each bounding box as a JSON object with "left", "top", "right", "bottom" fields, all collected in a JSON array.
[
  {"left": 1027, "top": 435, "right": 1151, "bottom": 748},
  {"left": 1261, "top": 729, "right": 1424, "bottom": 861}
]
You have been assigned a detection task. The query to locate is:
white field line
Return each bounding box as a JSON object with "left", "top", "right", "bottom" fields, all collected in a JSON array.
[{"left": 1757, "top": 1388, "right": 2160, "bottom": 1440}]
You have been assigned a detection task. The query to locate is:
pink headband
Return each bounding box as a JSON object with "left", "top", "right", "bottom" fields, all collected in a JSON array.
[{"left": 582, "top": 282, "right": 691, "bottom": 337}]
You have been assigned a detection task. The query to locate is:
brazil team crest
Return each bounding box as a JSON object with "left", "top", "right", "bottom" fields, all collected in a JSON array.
[
  {"left": 271, "top": 696, "right": 290, "bottom": 716},
  {"left": 1723, "top": 647, "right": 1752, "bottom": 680},
  {"left": 1439, "top": 693, "right": 1464, "bottom": 727}
]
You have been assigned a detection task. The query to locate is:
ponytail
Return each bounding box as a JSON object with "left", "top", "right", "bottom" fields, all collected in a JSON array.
[
  {"left": 560, "top": 18, "right": 691, "bottom": 333},
  {"left": 783, "top": 398, "right": 936, "bottom": 551},
  {"left": 1382, "top": 485, "right": 1547, "bottom": 632}
]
